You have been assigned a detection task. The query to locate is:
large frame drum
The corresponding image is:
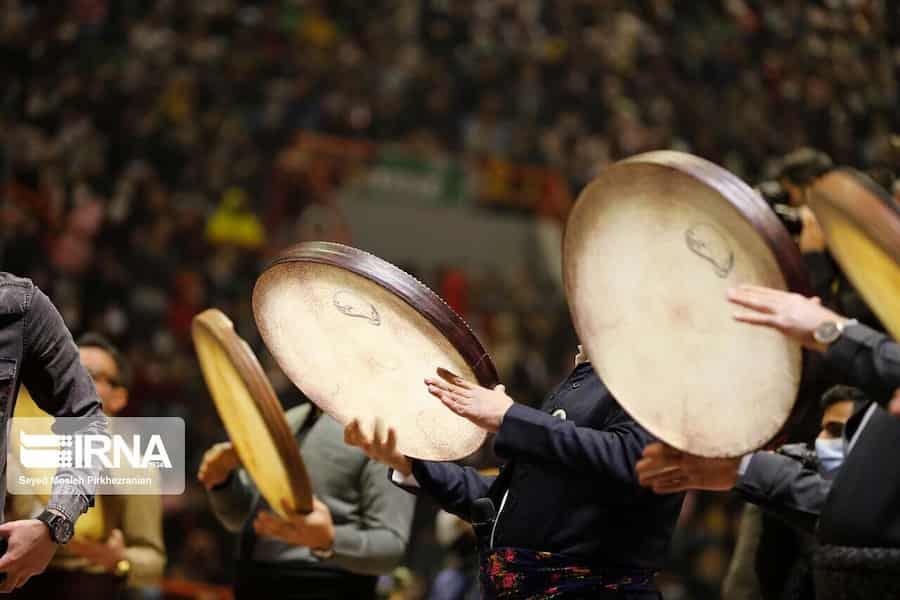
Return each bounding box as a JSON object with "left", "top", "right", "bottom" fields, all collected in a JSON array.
[
  {"left": 807, "top": 169, "right": 900, "bottom": 340},
  {"left": 192, "top": 309, "right": 313, "bottom": 516},
  {"left": 253, "top": 242, "right": 498, "bottom": 462},
  {"left": 564, "top": 151, "right": 810, "bottom": 457}
]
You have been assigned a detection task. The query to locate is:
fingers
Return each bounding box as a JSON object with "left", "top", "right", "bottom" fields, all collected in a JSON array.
[
  {"left": 435, "top": 368, "right": 476, "bottom": 390},
  {"left": 429, "top": 387, "right": 470, "bottom": 417},
  {"left": 0, "top": 568, "right": 19, "bottom": 593},
  {"left": 426, "top": 375, "right": 473, "bottom": 398},
  {"left": 385, "top": 427, "right": 398, "bottom": 454},
  {"left": 649, "top": 480, "right": 692, "bottom": 495},
  {"left": 732, "top": 311, "right": 778, "bottom": 326},
  {"left": 373, "top": 417, "right": 388, "bottom": 448},
  {"left": 108, "top": 529, "right": 124, "bottom": 546},
  {"left": 344, "top": 419, "right": 363, "bottom": 447},
  {"left": 725, "top": 287, "right": 778, "bottom": 313}
]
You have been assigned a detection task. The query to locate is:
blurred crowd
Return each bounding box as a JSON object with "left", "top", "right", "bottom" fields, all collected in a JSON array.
[{"left": 1, "top": 1, "right": 897, "bottom": 598}]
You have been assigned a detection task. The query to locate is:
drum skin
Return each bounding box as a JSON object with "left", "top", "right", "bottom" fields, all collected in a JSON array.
[
  {"left": 808, "top": 169, "right": 900, "bottom": 340},
  {"left": 564, "top": 151, "right": 809, "bottom": 457},
  {"left": 253, "top": 242, "right": 498, "bottom": 462},
  {"left": 192, "top": 309, "right": 313, "bottom": 516}
]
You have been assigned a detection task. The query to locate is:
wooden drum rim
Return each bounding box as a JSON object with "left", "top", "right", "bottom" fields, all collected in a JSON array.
[
  {"left": 617, "top": 151, "right": 811, "bottom": 295},
  {"left": 192, "top": 308, "right": 313, "bottom": 514},
  {"left": 258, "top": 241, "right": 499, "bottom": 388}
]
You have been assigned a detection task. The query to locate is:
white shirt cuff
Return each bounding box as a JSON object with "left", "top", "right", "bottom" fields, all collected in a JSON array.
[{"left": 391, "top": 468, "right": 420, "bottom": 488}]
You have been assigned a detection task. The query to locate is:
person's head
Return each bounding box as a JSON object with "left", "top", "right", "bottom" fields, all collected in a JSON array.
[
  {"left": 818, "top": 385, "right": 866, "bottom": 440},
  {"left": 774, "top": 148, "right": 833, "bottom": 205},
  {"left": 78, "top": 333, "right": 130, "bottom": 416}
]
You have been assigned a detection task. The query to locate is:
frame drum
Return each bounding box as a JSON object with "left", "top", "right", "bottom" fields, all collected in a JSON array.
[
  {"left": 564, "top": 151, "right": 809, "bottom": 457},
  {"left": 253, "top": 242, "right": 498, "bottom": 461},
  {"left": 808, "top": 169, "right": 900, "bottom": 340},
  {"left": 192, "top": 309, "right": 313, "bottom": 516}
]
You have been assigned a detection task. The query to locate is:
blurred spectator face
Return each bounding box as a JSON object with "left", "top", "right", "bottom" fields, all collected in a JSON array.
[
  {"left": 79, "top": 346, "right": 128, "bottom": 416},
  {"left": 818, "top": 399, "right": 854, "bottom": 440}
]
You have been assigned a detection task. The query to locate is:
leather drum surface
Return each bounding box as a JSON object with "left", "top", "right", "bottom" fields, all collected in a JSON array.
[
  {"left": 253, "top": 242, "right": 498, "bottom": 462},
  {"left": 563, "top": 151, "right": 809, "bottom": 457},
  {"left": 808, "top": 169, "right": 900, "bottom": 340},
  {"left": 192, "top": 308, "right": 313, "bottom": 515}
]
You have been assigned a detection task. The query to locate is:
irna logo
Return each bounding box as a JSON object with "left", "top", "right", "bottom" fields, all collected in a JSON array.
[{"left": 19, "top": 431, "right": 173, "bottom": 470}]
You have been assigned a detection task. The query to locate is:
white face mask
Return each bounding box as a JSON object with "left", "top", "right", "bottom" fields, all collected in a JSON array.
[{"left": 815, "top": 437, "right": 845, "bottom": 474}]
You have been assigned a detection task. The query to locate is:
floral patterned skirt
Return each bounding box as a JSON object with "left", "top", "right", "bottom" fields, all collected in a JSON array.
[{"left": 480, "top": 547, "right": 658, "bottom": 599}]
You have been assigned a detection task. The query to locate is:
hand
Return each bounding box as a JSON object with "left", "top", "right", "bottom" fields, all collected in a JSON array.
[
  {"left": 726, "top": 284, "right": 846, "bottom": 351},
  {"left": 425, "top": 368, "right": 513, "bottom": 433},
  {"left": 889, "top": 389, "right": 900, "bottom": 419},
  {"left": 253, "top": 498, "right": 335, "bottom": 550},
  {"left": 197, "top": 442, "right": 241, "bottom": 490},
  {"left": 67, "top": 529, "right": 126, "bottom": 572},
  {"left": 636, "top": 442, "right": 742, "bottom": 494},
  {"left": 0, "top": 519, "right": 58, "bottom": 592},
  {"left": 798, "top": 206, "right": 827, "bottom": 253},
  {"left": 344, "top": 418, "right": 411, "bottom": 477}
]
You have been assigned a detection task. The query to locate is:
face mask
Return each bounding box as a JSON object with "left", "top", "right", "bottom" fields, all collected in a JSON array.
[{"left": 815, "top": 437, "right": 845, "bottom": 474}]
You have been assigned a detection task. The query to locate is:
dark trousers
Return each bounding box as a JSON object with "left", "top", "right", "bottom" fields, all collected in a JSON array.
[{"left": 234, "top": 560, "right": 377, "bottom": 600}]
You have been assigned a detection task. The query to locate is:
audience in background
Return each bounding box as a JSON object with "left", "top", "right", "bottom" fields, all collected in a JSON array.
[{"left": 2, "top": 1, "right": 897, "bottom": 598}]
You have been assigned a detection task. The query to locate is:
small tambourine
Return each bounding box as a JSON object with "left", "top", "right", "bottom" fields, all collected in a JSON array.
[
  {"left": 252, "top": 242, "right": 498, "bottom": 462},
  {"left": 563, "top": 151, "right": 810, "bottom": 458},
  {"left": 808, "top": 169, "right": 900, "bottom": 340},
  {"left": 192, "top": 309, "right": 313, "bottom": 516}
]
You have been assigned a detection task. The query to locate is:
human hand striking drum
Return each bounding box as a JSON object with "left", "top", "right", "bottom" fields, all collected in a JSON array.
[
  {"left": 254, "top": 497, "right": 335, "bottom": 550},
  {"left": 344, "top": 417, "right": 412, "bottom": 477},
  {"left": 425, "top": 368, "right": 513, "bottom": 433},
  {"left": 636, "top": 442, "right": 743, "bottom": 494},
  {"left": 197, "top": 442, "right": 242, "bottom": 491},
  {"left": 727, "top": 285, "right": 847, "bottom": 351}
]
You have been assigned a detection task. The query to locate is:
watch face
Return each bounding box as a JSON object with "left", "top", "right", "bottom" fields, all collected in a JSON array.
[
  {"left": 814, "top": 321, "right": 841, "bottom": 344},
  {"left": 53, "top": 518, "right": 74, "bottom": 544}
]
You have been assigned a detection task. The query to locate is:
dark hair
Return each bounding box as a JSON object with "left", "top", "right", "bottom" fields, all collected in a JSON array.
[
  {"left": 775, "top": 148, "right": 834, "bottom": 186},
  {"left": 820, "top": 385, "right": 867, "bottom": 412},
  {"left": 77, "top": 333, "right": 131, "bottom": 388}
]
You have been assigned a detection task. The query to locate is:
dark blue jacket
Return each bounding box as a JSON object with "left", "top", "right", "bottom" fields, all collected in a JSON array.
[{"left": 401, "top": 362, "right": 684, "bottom": 570}]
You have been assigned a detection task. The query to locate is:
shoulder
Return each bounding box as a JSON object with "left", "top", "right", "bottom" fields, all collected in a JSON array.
[{"left": 0, "top": 272, "right": 35, "bottom": 316}]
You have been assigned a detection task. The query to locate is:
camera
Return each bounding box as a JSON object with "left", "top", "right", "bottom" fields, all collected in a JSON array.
[{"left": 756, "top": 180, "right": 803, "bottom": 236}]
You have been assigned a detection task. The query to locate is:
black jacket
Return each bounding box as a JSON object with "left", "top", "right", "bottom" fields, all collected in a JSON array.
[
  {"left": 735, "top": 323, "right": 900, "bottom": 547},
  {"left": 399, "top": 363, "right": 684, "bottom": 570}
]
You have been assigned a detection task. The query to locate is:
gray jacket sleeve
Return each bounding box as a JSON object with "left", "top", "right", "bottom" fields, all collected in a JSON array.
[
  {"left": 323, "top": 459, "right": 415, "bottom": 575},
  {"left": 827, "top": 323, "right": 900, "bottom": 406},
  {"left": 207, "top": 469, "right": 257, "bottom": 533},
  {"left": 734, "top": 452, "right": 831, "bottom": 535},
  {"left": 21, "top": 286, "right": 108, "bottom": 521}
]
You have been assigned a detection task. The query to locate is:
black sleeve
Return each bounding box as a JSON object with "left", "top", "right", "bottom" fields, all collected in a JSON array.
[
  {"left": 826, "top": 323, "right": 900, "bottom": 406},
  {"left": 734, "top": 452, "right": 832, "bottom": 535}
]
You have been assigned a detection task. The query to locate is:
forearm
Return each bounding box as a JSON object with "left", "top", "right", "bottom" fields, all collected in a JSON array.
[
  {"left": 321, "top": 525, "right": 407, "bottom": 575},
  {"left": 23, "top": 286, "right": 109, "bottom": 520},
  {"left": 207, "top": 471, "right": 256, "bottom": 533},
  {"left": 494, "top": 403, "right": 644, "bottom": 484},
  {"left": 733, "top": 452, "right": 830, "bottom": 535},
  {"left": 404, "top": 460, "right": 494, "bottom": 520}
]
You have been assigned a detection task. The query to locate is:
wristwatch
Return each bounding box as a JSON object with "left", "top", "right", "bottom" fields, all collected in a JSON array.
[
  {"left": 813, "top": 319, "right": 858, "bottom": 346},
  {"left": 36, "top": 510, "right": 74, "bottom": 545}
]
